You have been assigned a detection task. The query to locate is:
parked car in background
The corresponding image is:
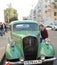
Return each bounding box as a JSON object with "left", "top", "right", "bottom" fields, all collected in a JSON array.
[
  {"left": 43, "top": 23, "right": 54, "bottom": 30},
  {"left": 43, "top": 19, "right": 55, "bottom": 30},
  {"left": 54, "top": 23, "right": 57, "bottom": 31},
  {"left": 46, "top": 25, "right": 52, "bottom": 30}
]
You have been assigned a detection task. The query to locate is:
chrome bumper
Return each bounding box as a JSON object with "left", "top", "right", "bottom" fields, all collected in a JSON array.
[
  {"left": 6, "top": 57, "right": 56, "bottom": 65},
  {"left": 43, "top": 57, "right": 56, "bottom": 62}
]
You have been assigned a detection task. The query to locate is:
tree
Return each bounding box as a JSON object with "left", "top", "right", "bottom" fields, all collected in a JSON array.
[{"left": 4, "top": 7, "right": 18, "bottom": 23}]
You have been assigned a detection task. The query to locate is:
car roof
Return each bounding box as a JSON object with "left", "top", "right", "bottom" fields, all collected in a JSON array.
[{"left": 10, "top": 20, "right": 38, "bottom": 25}]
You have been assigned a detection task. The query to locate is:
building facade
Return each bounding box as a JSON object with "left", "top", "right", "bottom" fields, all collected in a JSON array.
[
  {"left": 46, "top": 2, "right": 57, "bottom": 22},
  {"left": 28, "top": 0, "right": 57, "bottom": 23}
]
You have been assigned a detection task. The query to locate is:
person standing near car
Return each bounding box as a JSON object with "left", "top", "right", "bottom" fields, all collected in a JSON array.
[{"left": 39, "top": 24, "right": 48, "bottom": 43}]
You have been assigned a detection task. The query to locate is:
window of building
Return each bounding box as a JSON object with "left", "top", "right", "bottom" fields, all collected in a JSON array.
[
  {"left": 54, "top": 5, "right": 57, "bottom": 9},
  {"left": 33, "top": 10, "right": 36, "bottom": 16},
  {"left": 54, "top": 12, "right": 57, "bottom": 16},
  {"left": 45, "top": 11, "right": 47, "bottom": 13},
  {"left": 55, "top": 18, "right": 57, "bottom": 20}
]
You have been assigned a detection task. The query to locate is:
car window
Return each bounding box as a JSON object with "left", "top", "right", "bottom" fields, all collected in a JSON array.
[{"left": 13, "top": 23, "right": 38, "bottom": 31}]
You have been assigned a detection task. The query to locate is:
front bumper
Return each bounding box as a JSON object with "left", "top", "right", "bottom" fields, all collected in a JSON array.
[{"left": 6, "top": 57, "right": 56, "bottom": 65}]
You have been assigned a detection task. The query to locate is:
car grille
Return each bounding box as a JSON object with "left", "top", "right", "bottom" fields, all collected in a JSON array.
[{"left": 23, "top": 36, "right": 38, "bottom": 60}]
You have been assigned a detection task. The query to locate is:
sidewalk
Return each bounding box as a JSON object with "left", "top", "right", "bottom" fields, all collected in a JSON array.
[
  {"left": 0, "top": 47, "right": 5, "bottom": 62},
  {"left": 0, "top": 31, "right": 10, "bottom": 63}
]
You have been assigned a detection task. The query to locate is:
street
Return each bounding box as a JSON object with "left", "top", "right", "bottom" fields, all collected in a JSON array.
[
  {"left": 48, "top": 30, "right": 57, "bottom": 65},
  {"left": 0, "top": 31, "right": 10, "bottom": 63},
  {"left": 0, "top": 30, "right": 57, "bottom": 65}
]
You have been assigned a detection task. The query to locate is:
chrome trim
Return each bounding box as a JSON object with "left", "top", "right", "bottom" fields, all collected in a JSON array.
[
  {"left": 6, "top": 57, "right": 56, "bottom": 64},
  {"left": 8, "top": 61, "right": 24, "bottom": 64},
  {"left": 6, "top": 60, "right": 42, "bottom": 65},
  {"left": 43, "top": 57, "right": 57, "bottom": 62}
]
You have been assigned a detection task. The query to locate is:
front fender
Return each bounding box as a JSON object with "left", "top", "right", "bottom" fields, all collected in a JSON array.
[
  {"left": 38, "top": 42, "right": 55, "bottom": 58},
  {"left": 5, "top": 44, "right": 23, "bottom": 60}
]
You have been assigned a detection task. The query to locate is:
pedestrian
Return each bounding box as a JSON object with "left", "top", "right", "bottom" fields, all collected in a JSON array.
[
  {"left": 39, "top": 24, "right": 48, "bottom": 43},
  {"left": 4, "top": 23, "right": 8, "bottom": 32},
  {"left": 0, "top": 24, "right": 4, "bottom": 36}
]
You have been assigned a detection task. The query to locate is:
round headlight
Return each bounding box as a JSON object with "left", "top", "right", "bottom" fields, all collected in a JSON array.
[
  {"left": 9, "top": 39, "right": 15, "bottom": 46},
  {"left": 40, "top": 48, "right": 45, "bottom": 60},
  {"left": 41, "top": 55, "right": 45, "bottom": 60},
  {"left": 20, "top": 57, "right": 24, "bottom": 61}
]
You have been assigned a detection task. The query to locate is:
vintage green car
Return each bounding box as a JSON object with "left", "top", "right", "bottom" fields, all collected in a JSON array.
[{"left": 5, "top": 20, "right": 56, "bottom": 65}]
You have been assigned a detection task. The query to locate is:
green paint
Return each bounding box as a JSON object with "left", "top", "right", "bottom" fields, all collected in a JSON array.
[{"left": 6, "top": 20, "right": 55, "bottom": 60}]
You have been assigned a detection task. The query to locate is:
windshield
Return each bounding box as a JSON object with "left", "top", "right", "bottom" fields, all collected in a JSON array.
[{"left": 13, "top": 23, "right": 38, "bottom": 31}]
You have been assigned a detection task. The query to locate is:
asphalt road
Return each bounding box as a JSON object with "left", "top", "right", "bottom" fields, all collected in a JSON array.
[
  {"left": 48, "top": 30, "right": 57, "bottom": 65},
  {"left": 0, "top": 30, "right": 57, "bottom": 65}
]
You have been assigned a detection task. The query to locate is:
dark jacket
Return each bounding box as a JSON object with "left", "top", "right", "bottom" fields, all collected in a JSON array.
[{"left": 41, "top": 28, "right": 48, "bottom": 39}]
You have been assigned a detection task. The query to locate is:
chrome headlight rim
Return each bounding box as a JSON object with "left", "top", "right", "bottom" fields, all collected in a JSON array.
[
  {"left": 9, "top": 39, "right": 15, "bottom": 46},
  {"left": 41, "top": 55, "right": 45, "bottom": 60},
  {"left": 19, "top": 57, "right": 24, "bottom": 61}
]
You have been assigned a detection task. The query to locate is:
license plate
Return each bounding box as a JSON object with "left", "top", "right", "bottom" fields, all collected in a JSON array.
[{"left": 24, "top": 60, "right": 42, "bottom": 64}]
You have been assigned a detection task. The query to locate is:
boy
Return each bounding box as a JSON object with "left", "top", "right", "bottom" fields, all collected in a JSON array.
[{"left": 39, "top": 24, "right": 48, "bottom": 43}]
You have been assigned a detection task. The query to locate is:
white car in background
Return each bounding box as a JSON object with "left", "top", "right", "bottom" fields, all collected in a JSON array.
[
  {"left": 43, "top": 23, "right": 54, "bottom": 30},
  {"left": 46, "top": 23, "right": 57, "bottom": 31},
  {"left": 54, "top": 23, "right": 57, "bottom": 30}
]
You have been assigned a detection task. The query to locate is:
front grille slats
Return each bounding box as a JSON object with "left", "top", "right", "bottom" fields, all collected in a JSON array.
[{"left": 23, "top": 36, "right": 38, "bottom": 60}]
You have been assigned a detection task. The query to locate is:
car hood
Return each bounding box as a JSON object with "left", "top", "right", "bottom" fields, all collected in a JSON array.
[{"left": 12, "top": 31, "right": 40, "bottom": 38}]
